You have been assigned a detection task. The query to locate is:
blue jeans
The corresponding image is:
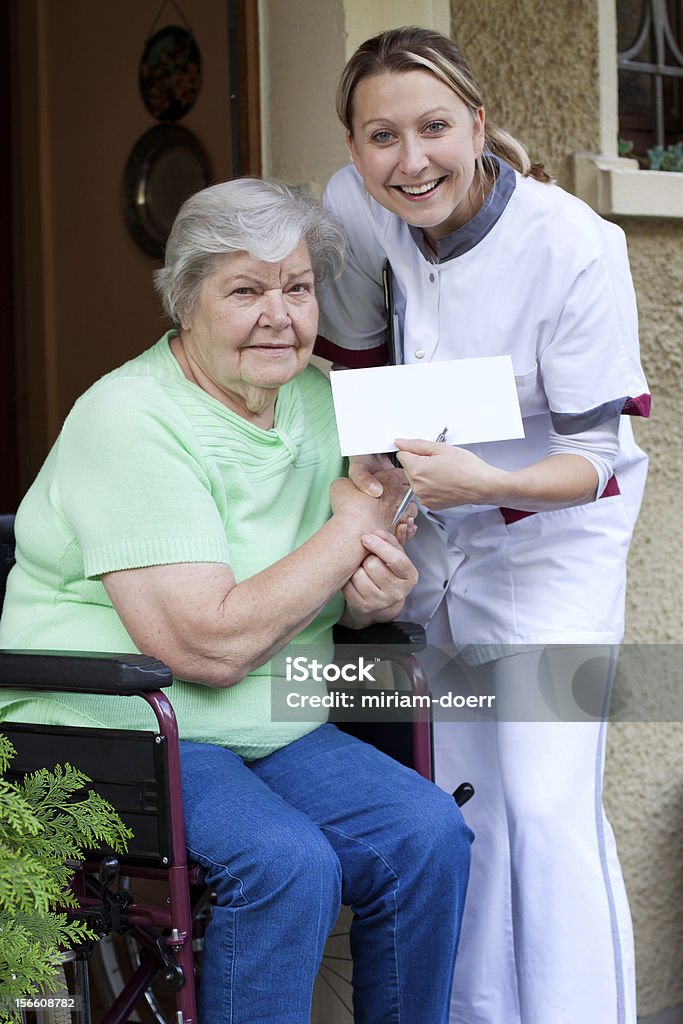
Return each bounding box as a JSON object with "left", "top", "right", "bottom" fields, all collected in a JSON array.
[{"left": 180, "top": 723, "right": 472, "bottom": 1023}]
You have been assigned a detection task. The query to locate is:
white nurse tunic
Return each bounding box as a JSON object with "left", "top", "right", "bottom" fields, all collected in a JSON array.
[{"left": 318, "top": 159, "right": 649, "bottom": 662}]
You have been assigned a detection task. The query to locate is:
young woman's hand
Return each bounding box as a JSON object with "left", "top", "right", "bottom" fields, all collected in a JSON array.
[
  {"left": 394, "top": 438, "right": 503, "bottom": 509},
  {"left": 395, "top": 439, "right": 601, "bottom": 511}
]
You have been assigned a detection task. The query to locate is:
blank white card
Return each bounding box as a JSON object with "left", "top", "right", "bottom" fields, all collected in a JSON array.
[{"left": 329, "top": 356, "right": 524, "bottom": 456}]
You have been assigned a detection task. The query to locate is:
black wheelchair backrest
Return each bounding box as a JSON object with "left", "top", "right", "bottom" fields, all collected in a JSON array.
[
  {"left": 3, "top": 721, "right": 173, "bottom": 865},
  {"left": 0, "top": 513, "right": 16, "bottom": 612}
]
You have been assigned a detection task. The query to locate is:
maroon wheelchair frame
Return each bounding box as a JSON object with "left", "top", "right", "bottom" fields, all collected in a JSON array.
[{"left": 0, "top": 649, "right": 434, "bottom": 1024}]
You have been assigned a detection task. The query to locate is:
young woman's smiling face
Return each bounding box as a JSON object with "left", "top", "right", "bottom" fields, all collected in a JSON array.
[{"left": 347, "top": 70, "right": 485, "bottom": 242}]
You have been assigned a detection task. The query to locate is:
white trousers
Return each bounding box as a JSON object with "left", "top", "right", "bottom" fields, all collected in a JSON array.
[{"left": 425, "top": 612, "right": 637, "bottom": 1024}]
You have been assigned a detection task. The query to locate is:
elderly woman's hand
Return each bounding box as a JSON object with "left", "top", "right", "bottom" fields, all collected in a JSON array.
[
  {"left": 331, "top": 471, "right": 416, "bottom": 540},
  {"left": 339, "top": 530, "right": 418, "bottom": 628},
  {"left": 348, "top": 453, "right": 407, "bottom": 497}
]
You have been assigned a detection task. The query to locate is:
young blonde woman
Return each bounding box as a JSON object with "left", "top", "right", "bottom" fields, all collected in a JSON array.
[{"left": 317, "top": 26, "right": 650, "bottom": 1024}]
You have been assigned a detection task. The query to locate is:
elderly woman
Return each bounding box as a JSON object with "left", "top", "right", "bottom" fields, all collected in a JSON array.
[{"left": 0, "top": 178, "right": 472, "bottom": 1024}]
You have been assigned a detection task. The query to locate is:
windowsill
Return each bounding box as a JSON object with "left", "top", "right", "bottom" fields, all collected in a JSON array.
[{"left": 573, "top": 153, "right": 683, "bottom": 218}]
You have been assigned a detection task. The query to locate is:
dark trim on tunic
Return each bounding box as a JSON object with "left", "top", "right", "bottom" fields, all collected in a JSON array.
[
  {"left": 551, "top": 394, "right": 652, "bottom": 434},
  {"left": 314, "top": 334, "right": 388, "bottom": 367},
  {"left": 408, "top": 156, "right": 517, "bottom": 262}
]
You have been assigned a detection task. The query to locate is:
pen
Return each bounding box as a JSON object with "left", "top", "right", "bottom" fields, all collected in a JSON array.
[{"left": 391, "top": 426, "right": 449, "bottom": 527}]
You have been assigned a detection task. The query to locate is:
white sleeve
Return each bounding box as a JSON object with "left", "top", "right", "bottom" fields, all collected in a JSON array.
[
  {"left": 538, "top": 215, "right": 650, "bottom": 432},
  {"left": 317, "top": 166, "right": 388, "bottom": 360},
  {"left": 546, "top": 417, "right": 620, "bottom": 498}
]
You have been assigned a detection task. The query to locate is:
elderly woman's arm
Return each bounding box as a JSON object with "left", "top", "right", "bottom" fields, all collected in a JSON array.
[{"left": 102, "top": 478, "right": 416, "bottom": 689}]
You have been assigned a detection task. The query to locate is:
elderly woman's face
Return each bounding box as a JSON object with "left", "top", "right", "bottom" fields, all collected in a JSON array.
[{"left": 180, "top": 243, "right": 318, "bottom": 413}]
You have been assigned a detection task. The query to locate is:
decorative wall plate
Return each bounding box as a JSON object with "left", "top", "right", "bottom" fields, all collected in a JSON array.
[
  {"left": 139, "top": 25, "right": 202, "bottom": 121},
  {"left": 122, "top": 123, "right": 211, "bottom": 260}
]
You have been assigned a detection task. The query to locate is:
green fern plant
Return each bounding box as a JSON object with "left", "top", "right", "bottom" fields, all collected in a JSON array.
[{"left": 0, "top": 732, "right": 132, "bottom": 1022}]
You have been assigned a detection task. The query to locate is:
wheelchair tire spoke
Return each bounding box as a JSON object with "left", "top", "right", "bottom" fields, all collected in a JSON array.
[{"left": 317, "top": 965, "right": 354, "bottom": 1016}]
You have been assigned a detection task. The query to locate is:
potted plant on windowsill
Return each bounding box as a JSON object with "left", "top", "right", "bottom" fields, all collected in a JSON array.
[
  {"left": 647, "top": 141, "right": 683, "bottom": 171},
  {"left": 619, "top": 137, "right": 683, "bottom": 171},
  {"left": 0, "top": 734, "right": 132, "bottom": 1023}
]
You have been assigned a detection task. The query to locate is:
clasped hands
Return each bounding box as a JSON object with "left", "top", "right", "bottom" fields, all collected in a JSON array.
[
  {"left": 333, "top": 440, "right": 502, "bottom": 626},
  {"left": 331, "top": 463, "right": 417, "bottom": 627}
]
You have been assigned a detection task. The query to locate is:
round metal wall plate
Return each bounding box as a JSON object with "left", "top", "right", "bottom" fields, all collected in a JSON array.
[{"left": 122, "top": 123, "right": 212, "bottom": 260}]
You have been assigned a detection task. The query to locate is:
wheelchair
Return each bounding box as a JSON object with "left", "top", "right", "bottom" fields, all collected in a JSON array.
[{"left": 0, "top": 513, "right": 472, "bottom": 1024}]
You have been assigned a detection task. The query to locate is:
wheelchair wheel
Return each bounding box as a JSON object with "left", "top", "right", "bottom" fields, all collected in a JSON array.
[
  {"left": 90, "top": 931, "right": 161, "bottom": 1024},
  {"left": 312, "top": 905, "right": 354, "bottom": 1022},
  {"left": 89, "top": 875, "right": 195, "bottom": 1024},
  {"left": 91, "top": 879, "right": 356, "bottom": 1023}
]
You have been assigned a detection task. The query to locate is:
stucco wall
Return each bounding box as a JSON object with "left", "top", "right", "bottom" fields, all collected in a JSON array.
[
  {"left": 623, "top": 220, "right": 683, "bottom": 644},
  {"left": 452, "top": 0, "right": 604, "bottom": 190},
  {"left": 614, "top": 218, "right": 683, "bottom": 1014}
]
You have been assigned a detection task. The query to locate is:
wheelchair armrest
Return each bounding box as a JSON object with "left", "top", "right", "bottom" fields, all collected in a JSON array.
[
  {"left": 332, "top": 620, "right": 426, "bottom": 652},
  {"left": 0, "top": 651, "right": 173, "bottom": 694}
]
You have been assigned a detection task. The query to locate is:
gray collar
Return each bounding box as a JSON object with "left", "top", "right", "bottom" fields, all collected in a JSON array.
[{"left": 408, "top": 156, "right": 516, "bottom": 262}]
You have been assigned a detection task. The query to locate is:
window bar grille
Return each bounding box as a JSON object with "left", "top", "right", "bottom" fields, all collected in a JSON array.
[{"left": 618, "top": 0, "right": 683, "bottom": 147}]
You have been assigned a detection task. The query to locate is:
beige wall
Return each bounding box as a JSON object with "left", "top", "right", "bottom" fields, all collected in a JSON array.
[
  {"left": 260, "top": 0, "right": 451, "bottom": 190},
  {"left": 262, "top": 0, "right": 683, "bottom": 1017},
  {"left": 259, "top": 0, "right": 346, "bottom": 193},
  {"left": 452, "top": 0, "right": 602, "bottom": 190},
  {"left": 15, "top": 0, "right": 233, "bottom": 464}
]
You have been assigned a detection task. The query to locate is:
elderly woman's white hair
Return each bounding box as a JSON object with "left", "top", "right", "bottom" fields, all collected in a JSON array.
[{"left": 154, "top": 177, "right": 346, "bottom": 326}]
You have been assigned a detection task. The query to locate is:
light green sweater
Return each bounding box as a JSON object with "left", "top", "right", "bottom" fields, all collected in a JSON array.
[{"left": 0, "top": 334, "right": 344, "bottom": 759}]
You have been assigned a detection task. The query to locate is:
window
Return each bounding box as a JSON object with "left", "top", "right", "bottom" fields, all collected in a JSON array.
[{"left": 618, "top": 0, "right": 683, "bottom": 162}]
